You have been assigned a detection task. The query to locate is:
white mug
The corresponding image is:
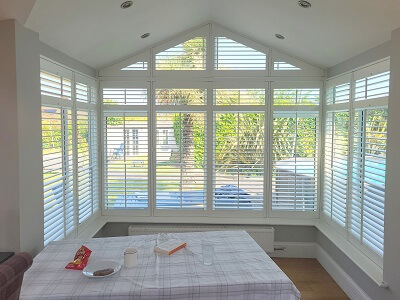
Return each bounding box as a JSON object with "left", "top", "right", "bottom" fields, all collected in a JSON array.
[{"left": 124, "top": 248, "right": 138, "bottom": 268}]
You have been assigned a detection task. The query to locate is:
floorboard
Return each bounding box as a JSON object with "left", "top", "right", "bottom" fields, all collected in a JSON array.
[{"left": 272, "top": 258, "right": 350, "bottom": 300}]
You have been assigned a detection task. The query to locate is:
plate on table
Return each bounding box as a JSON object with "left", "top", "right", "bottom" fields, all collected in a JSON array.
[{"left": 83, "top": 260, "right": 121, "bottom": 278}]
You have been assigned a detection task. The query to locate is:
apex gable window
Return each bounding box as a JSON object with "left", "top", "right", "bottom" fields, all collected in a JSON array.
[
  {"left": 155, "top": 37, "right": 207, "bottom": 71},
  {"left": 214, "top": 36, "right": 267, "bottom": 70}
]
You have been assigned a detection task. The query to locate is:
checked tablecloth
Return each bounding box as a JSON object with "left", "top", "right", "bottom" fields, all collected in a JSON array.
[{"left": 21, "top": 230, "right": 300, "bottom": 300}]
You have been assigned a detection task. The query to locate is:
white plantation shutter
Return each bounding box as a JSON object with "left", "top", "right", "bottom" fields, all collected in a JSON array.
[
  {"left": 273, "top": 88, "right": 320, "bottom": 105},
  {"left": 355, "top": 71, "right": 390, "bottom": 101},
  {"left": 272, "top": 112, "right": 318, "bottom": 211},
  {"left": 155, "top": 37, "right": 207, "bottom": 70},
  {"left": 326, "top": 74, "right": 351, "bottom": 105},
  {"left": 323, "top": 111, "right": 349, "bottom": 228},
  {"left": 213, "top": 112, "right": 264, "bottom": 210},
  {"left": 77, "top": 110, "right": 99, "bottom": 223},
  {"left": 40, "top": 70, "right": 72, "bottom": 100},
  {"left": 41, "top": 58, "right": 99, "bottom": 245},
  {"left": 273, "top": 62, "right": 301, "bottom": 71},
  {"left": 156, "top": 113, "right": 206, "bottom": 210},
  {"left": 214, "top": 89, "right": 265, "bottom": 105},
  {"left": 103, "top": 112, "right": 149, "bottom": 209},
  {"left": 155, "top": 88, "right": 206, "bottom": 105},
  {"left": 42, "top": 106, "right": 74, "bottom": 245},
  {"left": 122, "top": 61, "right": 148, "bottom": 71},
  {"left": 214, "top": 37, "right": 267, "bottom": 70},
  {"left": 350, "top": 108, "right": 387, "bottom": 258},
  {"left": 103, "top": 88, "right": 148, "bottom": 105}
]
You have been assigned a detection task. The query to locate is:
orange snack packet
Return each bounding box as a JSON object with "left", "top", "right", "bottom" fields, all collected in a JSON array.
[{"left": 65, "top": 245, "right": 92, "bottom": 270}]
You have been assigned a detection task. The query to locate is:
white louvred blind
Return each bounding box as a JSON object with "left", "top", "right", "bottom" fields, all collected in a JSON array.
[
  {"left": 214, "top": 89, "right": 265, "bottom": 105},
  {"left": 155, "top": 88, "right": 206, "bottom": 105},
  {"left": 355, "top": 71, "right": 390, "bottom": 101},
  {"left": 103, "top": 112, "right": 148, "bottom": 209},
  {"left": 325, "top": 74, "right": 351, "bottom": 105},
  {"left": 323, "top": 111, "right": 349, "bottom": 227},
  {"left": 350, "top": 108, "right": 387, "bottom": 257},
  {"left": 42, "top": 106, "right": 74, "bottom": 245},
  {"left": 272, "top": 112, "right": 318, "bottom": 211},
  {"left": 156, "top": 113, "right": 206, "bottom": 209},
  {"left": 122, "top": 61, "right": 148, "bottom": 71},
  {"left": 273, "top": 62, "right": 301, "bottom": 71},
  {"left": 76, "top": 82, "right": 89, "bottom": 103},
  {"left": 155, "top": 37, "right": 206, "bottom": 70},
  {"left": 40, "top": 70, "right": 72, "bottom": 100},
  {"left": 215, "top": 36, "right": 266, "bottom": 70},
  {"left": 103, "top": 88, "right": 147, "bottom": 105},
  {"left": 213, "top": 112, "right": 264, "bottom": 210},
  {"left": 77, "top": 110, "right": 99, "bottom": 223},
  {"left": 273, "top": 88, "right": 320, "bottom": 105}
]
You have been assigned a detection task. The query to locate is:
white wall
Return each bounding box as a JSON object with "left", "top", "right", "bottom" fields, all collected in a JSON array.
[
  {"left": 0, "top": 19, "right": 43, "bottom": 255},
  {"left": 383, "top": 26, "right": 400, "bottom": 299}
]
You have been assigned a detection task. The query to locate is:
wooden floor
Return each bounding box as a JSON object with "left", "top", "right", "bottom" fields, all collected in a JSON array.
[{"left": 272, "top": 258, "right": 349, "bottom": 300}]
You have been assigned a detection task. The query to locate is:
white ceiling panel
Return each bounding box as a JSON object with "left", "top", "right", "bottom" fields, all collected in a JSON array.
[{"left": 24, "top": 0, "right": 400, "bottom": 69}]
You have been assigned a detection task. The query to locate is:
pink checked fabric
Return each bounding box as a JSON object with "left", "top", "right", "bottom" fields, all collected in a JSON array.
[{"left": 0, "top": 253, "right": 33, "bottom": 300}]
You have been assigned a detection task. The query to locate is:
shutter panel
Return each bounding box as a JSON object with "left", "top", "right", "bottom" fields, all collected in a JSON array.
[
  {"left": 323, "top": 111, "right": 349, "bottom": 227},
  {"left": 272, "top": 112, "right": 318, "bottom": 211},
  {"left": 156, "top": 113, "right": 206, "bottom": 209},
  {"left": 215, "top": 37, "right": 266, "bottom": 70},
  {"left": 354, "top": 61, "right": 390, "bottom": 101},
  {"left": 213, "top": 112, "right": 264, "bottom": 210},
  {"left": 155, "top": 37, "right": 207, "bottom": 70},
  {"left": 273, "top": 62, "right": 301, "bottom": 70},
  {"left": 326, "top": 74, "right": 351, "bottom": 105},
  {"left": 42, "top": 106, "right": 74, "bottom": 245},
  {"left": 214, "top": 89, "right": 265, "bottom": 105},
  {"left": 40, "top": 71, "right": 72, "bottom": 100},
  {"left": 103, "top": 88, "right": 148, "bottom": 105},
  {"left": 104, "top": 112, "right": 148, "bottom": 209},
  {"left": 350, "top": 108, "right": 387, "bottom": 257},
  {"left": 155, "top": 88, "right": 206, "bottom": 105},
  {"left": 76, "top": 82, "right": 89, "bottom": 103},
  {"left": 273, "top": 88, "right": 320, "bottom": 105},
  {"left": 122, "top": 61, "right": 148, "bottom": 71},
  {"left": 77, "top": 110, "right": 99, "bottom": 223}
]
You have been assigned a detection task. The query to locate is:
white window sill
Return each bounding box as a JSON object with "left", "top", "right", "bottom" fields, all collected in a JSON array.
[{"left": 315, "top": 219, "right": 386, "bottom": 288}]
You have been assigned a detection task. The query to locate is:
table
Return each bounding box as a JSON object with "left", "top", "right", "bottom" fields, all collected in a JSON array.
[
  {"left": 0, "top": 252, "right": 14, "bottom": 264},
  {"left": 21, "top": 231, "right": 300, "bottom": 299}
]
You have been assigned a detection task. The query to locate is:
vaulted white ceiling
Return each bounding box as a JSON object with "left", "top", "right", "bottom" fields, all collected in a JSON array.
[{"left": 19, "top": 0, "right": 400, "bottom": 69}]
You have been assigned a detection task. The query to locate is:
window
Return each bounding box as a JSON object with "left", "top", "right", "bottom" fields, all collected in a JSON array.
[
  {"left": 272, "top": 112, "right": 318, "bottom": 211},
  {"left": 350, "top": 108, "right": 387, "bottom": 258},
  {"left": 100, "top": 24, "right": 324, "bottom": 219},
  {"left": 273, "top": 88, "right": 320, "bottom": 105},
  {"left": 323, "top": 111, "right": 349, "bottom": 228},
  {"left": 274, "top": 62, "right": 301, "bottom": 71},
  {"left": 122, "top": 61, "right": 148, "bottom": 71},
  {"left": 156, "top": 112, "right": 206, "bottom": 210},
  {"left": 42, "top": 107, "right": 74, "bottom": 245},
  {"left": 103, "top": 113, "right": 149, "bottom": 209},
  {"left": 155, "top": 37, "right": 206, "bottom": 70},
  {"left": 215, "top": 37, "right": 266, "bottom": 70},
  {"left": 40, "top": 59, "right": 99, "bottom": 245},
  {"left": 214, "top": 112, "right": 264, "bottom": 210},
  {"left": 323, "top": 59, "right": 389, "bottom": 264}
]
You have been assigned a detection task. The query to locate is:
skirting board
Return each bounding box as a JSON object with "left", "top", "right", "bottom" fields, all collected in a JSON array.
[{"left": 316, "top": 244, "right": 371, "bottom": 300}]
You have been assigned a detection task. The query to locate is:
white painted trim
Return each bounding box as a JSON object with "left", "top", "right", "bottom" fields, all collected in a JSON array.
[{"left": 316, "top": 244, "right": 372, "bottom": 300}]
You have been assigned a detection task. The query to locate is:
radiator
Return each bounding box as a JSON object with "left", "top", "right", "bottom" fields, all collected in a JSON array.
[{"left": 128, "top": 224, "right": 275, "bottom": 252}]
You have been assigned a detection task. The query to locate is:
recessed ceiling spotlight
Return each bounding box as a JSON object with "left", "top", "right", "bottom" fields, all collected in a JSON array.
[
  {"left": 141, "top": 33, "right": 150, "bottom": 39},
  {"left": 275, "top": 34, "right": 285, "bottom": 40},
  {"left": 120, "top": 1, "right": 133, "bottom": 9},
  {"left": 298, "top": 0, "right": 311, "bottom": 8}
]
